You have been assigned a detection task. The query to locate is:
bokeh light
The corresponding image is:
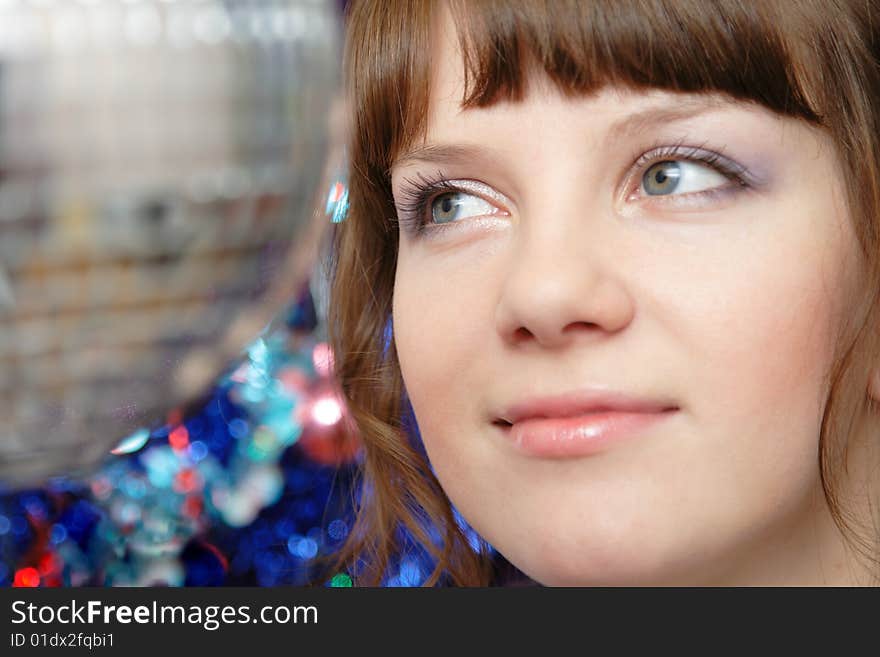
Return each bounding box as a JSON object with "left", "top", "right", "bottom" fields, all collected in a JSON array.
[{"left": 311, "top": 395, "right": 343, "bottom": 427}]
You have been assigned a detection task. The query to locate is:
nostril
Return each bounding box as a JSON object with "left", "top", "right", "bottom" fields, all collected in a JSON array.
[{"left": 564, "top": 321, "right": 600, "bottom": 333}]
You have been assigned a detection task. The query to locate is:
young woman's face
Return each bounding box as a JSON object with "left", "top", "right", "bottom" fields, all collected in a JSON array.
[{"left": 390, "top": 11, "right": 862, "bottom": 585}]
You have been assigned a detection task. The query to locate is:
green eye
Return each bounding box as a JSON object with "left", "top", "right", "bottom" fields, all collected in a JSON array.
[
  {"left": 643, "top": 161, "right": 682, "bottom": 195},
  {"left": 430, "top": 191, "right": 493, "bottom": 224},
  {"left": 641, "top": 159, "right": 729, "bottom": 197},
  {"left": 432, "top": 192, "right": 463, "bottom": 223}
]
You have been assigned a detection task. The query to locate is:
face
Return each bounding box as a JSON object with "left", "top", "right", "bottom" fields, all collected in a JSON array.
[{"left": 390, "top": 10, "right": 862, "bottom": 585}]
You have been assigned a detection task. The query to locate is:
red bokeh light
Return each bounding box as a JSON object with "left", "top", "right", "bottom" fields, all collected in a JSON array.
[
  {"left": 169, "top": 425, "right": 190, "bottom": 451},
  {"left": 13, "top": 567, "right": 40, "bottom": 588}
]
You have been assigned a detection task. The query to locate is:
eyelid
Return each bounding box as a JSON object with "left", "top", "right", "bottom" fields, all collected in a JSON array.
[
  {"left": 436, "top": 179, "right": 513, "bottom": 212},
  {"left": 394, "top": 171, "right": 512, "bottom": 237},
  {"left": 622, "top": 143, "right": 753, "bottom": 205},
  {"left": 637, "top": 143, "right": 748, "bottom": 178}
]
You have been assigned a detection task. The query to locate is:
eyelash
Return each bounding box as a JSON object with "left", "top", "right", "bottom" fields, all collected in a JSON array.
[
  {"left": 395, "top": 171, "right": 480, "bottom": 237},
  {"left": 394, "top": 143, "right": 752, "bottom": 237},
  {"left": 633, "top": 141, "right": 750, "bottom": 194}
]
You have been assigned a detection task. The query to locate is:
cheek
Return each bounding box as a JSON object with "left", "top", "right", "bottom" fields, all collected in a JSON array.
[
  {"left": 673, "top": 263, "right": 835, "bottom": 416},
  {"left": 672, "top": 167, "right": 856, "bottom": 429},
  {"left": 393, "top": 250, "right": 494, "bottom": 397},
  {"left": 687, "top": 275, "right": 831, "bottom": 501},
  {"left": 650, "top": 212, "right": 853, "bottom": 497}
]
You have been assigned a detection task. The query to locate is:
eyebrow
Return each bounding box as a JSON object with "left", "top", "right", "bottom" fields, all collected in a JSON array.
[
  {"left": 389, "top": 97, "right": 732, "bottom": 175},
  {"left": 605, "top": 97, "right": 729, "bottom": 140},
  {"left": 389, "top": 143, "right": 501, "bottom": 177}
]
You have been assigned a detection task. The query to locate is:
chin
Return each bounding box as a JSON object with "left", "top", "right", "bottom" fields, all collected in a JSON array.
[{"left": 497, "top": 531, "right": 705, "bottom": 587}]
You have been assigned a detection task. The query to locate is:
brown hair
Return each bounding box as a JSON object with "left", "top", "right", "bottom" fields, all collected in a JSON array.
[{"left": 323, "top": 0, "right": 880, "bottom": 585}]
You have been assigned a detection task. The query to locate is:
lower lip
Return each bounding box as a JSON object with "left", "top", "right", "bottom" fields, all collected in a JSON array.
[{"left": 498, "top": 410, "right": 677, "bottom": 458}]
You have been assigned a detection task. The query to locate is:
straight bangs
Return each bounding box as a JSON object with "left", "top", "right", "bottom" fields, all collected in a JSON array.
[{"left": 447, "top": 0, "right": 822, "bottom": 121}]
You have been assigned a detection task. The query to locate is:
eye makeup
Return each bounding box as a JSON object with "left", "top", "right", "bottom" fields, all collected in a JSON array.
[
  {"left": 393, "top": 142, "right": 762, "bottom": 238},
  {"left": 394, "top": 171, "right": 511, "bottom": 238},
  {"left": 623, "top": 142, "right": 760, "bottom": 208}
]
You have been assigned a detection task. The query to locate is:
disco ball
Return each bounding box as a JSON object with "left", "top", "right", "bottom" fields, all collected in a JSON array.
[{"left": 0, "top": 0, "right": 340, "bottom": 486}]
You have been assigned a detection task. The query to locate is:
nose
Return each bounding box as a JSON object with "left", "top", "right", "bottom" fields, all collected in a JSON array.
[{"left": 494, "top": 221, "right": 636, "bottom": 349}]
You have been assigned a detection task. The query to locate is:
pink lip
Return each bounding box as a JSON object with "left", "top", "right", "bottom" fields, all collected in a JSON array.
[{"left": 494, "top": 390, "right": 679, "bottom": 458}]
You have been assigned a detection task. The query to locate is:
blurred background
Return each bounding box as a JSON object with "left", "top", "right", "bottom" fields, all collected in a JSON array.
[{"left": 0, "top": 0, "right": 421, "bottom": 587}]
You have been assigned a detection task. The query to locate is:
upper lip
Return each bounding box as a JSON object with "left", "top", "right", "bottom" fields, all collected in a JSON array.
[{"left": 495, "top": 389, "right": 679, "bottom": 425}]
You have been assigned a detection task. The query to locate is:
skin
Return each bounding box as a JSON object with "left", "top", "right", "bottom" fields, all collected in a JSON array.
[{"left": 390, "top": 7, "right": 879, "bottom": 585}]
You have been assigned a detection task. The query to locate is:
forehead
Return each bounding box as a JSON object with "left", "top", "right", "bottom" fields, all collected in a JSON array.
[{"left": 419, "top": 5, "right": 729, "bottom": 150}]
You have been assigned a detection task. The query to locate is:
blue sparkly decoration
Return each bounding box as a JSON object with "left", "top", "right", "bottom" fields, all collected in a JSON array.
[
  {"left": 0, "top": 263, "right": 506, "bottom": 587},
  {"left": 383, "top": 318, "right": 393, "bottom": 356},
  {"left": 0, "top": 282, "right": 372, "bottom": 587},
  {"left": 111, "top": 428, "right": 152, "bottom": 455},
  {"left": 286, "top": 281, "right": 319, "bottom": 331},
  {"left": 325, "top": 172, "right": 349, "bottom": 224}
]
